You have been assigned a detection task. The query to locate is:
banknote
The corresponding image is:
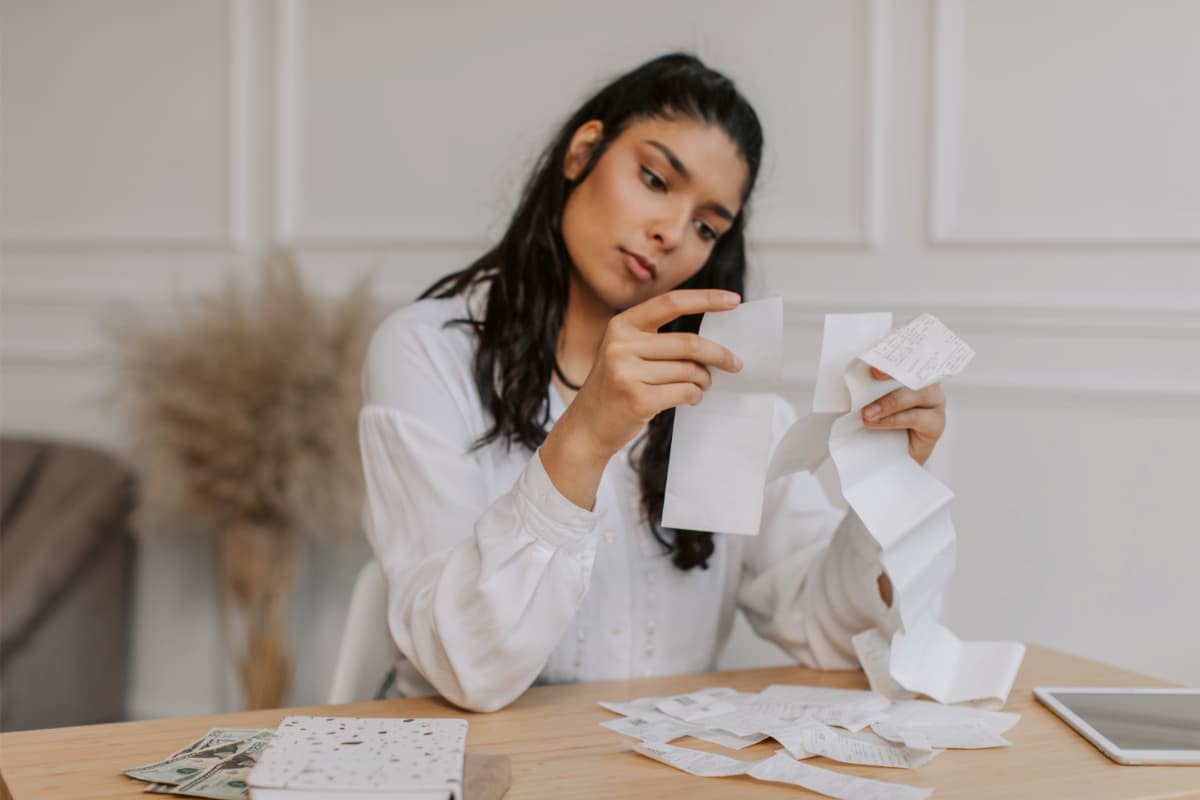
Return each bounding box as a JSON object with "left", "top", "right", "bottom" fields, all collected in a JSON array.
[
  {"left": 161, "top": 736, "right": 271, "bottom": 800},
  {"left": 130, "top": 727, "right": 270, "bottom": 776},
  {"left": 124, "top": 730, "right": 272, "bottom": 785}
]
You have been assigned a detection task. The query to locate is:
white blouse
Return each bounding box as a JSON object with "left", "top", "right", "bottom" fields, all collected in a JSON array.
[{"left": 359, "top": 291, "right": 898, "bottom": 712}]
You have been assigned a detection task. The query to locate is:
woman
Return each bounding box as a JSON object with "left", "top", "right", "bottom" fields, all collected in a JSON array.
[{"left": 359, "top": 53, "right": 946, "bottom": 712}]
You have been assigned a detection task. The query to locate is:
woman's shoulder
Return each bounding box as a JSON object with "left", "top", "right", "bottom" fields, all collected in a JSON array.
[
  {"left": 363, "top": 294, "right": 478, "bottom": 408},
  {"left": 368, "top": 295, "right": 475, "bottom": 361}
]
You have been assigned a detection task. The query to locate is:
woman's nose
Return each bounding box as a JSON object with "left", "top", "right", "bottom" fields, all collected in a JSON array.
[{"left": 648, "top": 205, "right": 688, "bottom": 251}]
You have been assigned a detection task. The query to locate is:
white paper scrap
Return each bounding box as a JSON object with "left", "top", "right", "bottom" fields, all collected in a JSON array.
[
  {"left": 796, "top": 725, "right": 939, "bottom": 769},
  {"left": 661, "top": 298, "right": 783, "bottom": 535},
  {"left": 814, "top": 313, "right": 894, "bottom": 412},
  {"left": 747, "top": 751, "right": 934, "bottom": 800},
  {"left": 756, "top": 685, "right": 893, "bottom": 732},
  {"left": 656, "top": 688, "right": 740, "bottom": 722},
  {"left": 872, "top": 721, "right": 1011, "bottom": 750},
  {"left": 598, "top": 697, "right": 664, "bottom": 716},
  {"left": 702, "top": 296, "right": 784, "bottom": 393},
  {"left": 761, "top": 719, "right": 822, "bottom": 760},
  {"left": 889, "top": 618, "right": 1025, "bottom": 705},
  {"left": 662, "top": 391, "right": 775, "bottom": 535},
  {"left": 633, "top": 744, "right": 934, "bottom": 800},
  {"left": 765, "top": 411, "right": 840, "bottom": 480},
  {"left": 699, "top": 708, "right": 789, "bottom": 738},
  {"left": 859, "top": 313, "right": 975, "bottom": 391},
  {"left": 882, "top": 699, "right": 1020, "bottom": 737},
  {"left": 600, "top": 714, "right": 696, "bottom": 744},
  {"left": 688, "top": 727, "right": 769, "bottom": 750},
  {"left": 632, "top": 741, "right": 757, "bottom": 777},
  {"left": 852, "top": 629, "right": 916, "bottom": 701}
]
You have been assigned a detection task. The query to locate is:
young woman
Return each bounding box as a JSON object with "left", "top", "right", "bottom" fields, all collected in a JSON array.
[{"left": 359, "top": 53, "right": 947, "bottom": 712}]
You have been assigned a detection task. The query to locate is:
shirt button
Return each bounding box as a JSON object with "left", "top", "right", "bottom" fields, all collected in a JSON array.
[
  {"left": 647, "top": 621, "right": 656, "bottom": 632},
  {"left": 647, "top": 592, "right": 657, "bottom": 603},
  {"left": 610, "top": 627, "right": 623, "bottom": 637}
]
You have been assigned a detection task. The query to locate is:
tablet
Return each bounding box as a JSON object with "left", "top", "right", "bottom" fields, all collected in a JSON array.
[{"left": 1034, "top": 686, "right": 1200, "bottom": 765}]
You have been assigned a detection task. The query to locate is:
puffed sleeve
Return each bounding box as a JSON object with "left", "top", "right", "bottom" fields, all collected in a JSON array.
[
  {"left": 737, "top": 397, "right": 894, "bottom": 669},
  {"left": 359, "top": 309, "right": 600, "bottom": 711}
]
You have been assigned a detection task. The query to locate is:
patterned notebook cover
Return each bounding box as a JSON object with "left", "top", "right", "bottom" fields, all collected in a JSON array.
[{"left": 248, "top": 716, "right": 468, "bottom": 799}]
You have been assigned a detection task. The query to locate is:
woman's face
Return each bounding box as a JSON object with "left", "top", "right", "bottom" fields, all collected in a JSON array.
[{"left": 560, "top": 115, "right": 749, "bottom": 312}]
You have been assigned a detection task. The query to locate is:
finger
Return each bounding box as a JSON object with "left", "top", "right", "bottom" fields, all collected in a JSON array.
[
  {"left": 622, "top": 289, "right": 741, "bottom": 332},
  {"left": 862, "top": 387, "right": 928, "bottom": 422},
  {"left": 869, "top": 366, "right": 893, "bottom": 380},
  {"left": 644, "top": 382, "right": 705, "bottom": 413},
  {"left": 639, "top": 332, "right": 742, "bottom": 373},
  {"left": 638, "top": 360, "right": 712, "bottom": 390},
  {"left": 863, "top": 407, "right": 943, "bottom": 435},
  {"left": 862, "top": 384, "right": 945, "bottom": 422}
]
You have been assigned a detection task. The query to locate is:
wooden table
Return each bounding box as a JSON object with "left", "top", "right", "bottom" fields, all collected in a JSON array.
[{"left": 2, "top": 644, "right": 1197, "bottom": 799}]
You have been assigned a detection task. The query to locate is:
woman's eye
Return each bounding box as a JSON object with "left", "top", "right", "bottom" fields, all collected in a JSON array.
[
  {"left": 694, "top": 220, "right": 717, "bottom": 242},
  {"left": 640, "top": 167, "right": 667, "bottom": 192}
]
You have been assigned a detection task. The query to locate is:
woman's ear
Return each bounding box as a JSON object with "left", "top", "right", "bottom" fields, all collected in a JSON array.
[{"left": 563, "top": 120, "right": 605, "bottom": 181}]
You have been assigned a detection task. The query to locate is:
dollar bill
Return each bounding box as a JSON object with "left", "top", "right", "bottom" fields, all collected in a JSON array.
[
  {"left": 169, "top": 729, "right": 270, "bottom": 762},
  {"left": 124, "top": 730, "right": 273, "bottom": 785},
  {"left": 159, "top": 736, "right": 271, "bottom": 800}
]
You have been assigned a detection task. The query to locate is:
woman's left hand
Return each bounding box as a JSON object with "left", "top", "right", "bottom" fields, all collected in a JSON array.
[{"left": 861, "top": 367, "right": 946, "bottom": 466}]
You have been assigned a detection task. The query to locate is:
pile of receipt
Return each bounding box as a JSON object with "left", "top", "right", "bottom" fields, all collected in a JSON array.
[{"left": 600, "top": 684, "right": 1018, "bottom": 799}]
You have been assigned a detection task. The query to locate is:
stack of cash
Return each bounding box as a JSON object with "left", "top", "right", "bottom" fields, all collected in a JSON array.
[{"left": 122, "top": 727, "right": 275, "bottom": 799}]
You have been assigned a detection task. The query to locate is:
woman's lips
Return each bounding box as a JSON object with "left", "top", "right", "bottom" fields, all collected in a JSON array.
[{"left": 620, "top": 248, "right": 655, "bottom": 282}]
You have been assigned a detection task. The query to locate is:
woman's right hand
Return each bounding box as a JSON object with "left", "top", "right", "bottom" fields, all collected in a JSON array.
[
  {"left": 540, "top": 289, "right": 744, "bottom": 510},
  {"left": 572, "top": 288, "right": 744, "bottom": 457}
]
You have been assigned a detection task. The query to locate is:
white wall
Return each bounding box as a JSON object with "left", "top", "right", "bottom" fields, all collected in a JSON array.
[{"left": 2, "top": 0, "right": 1197, "bottom": 718}]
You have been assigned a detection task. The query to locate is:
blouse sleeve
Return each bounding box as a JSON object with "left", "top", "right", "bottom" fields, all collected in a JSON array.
[
  {"left": 359, "top": 311, "right": 600, "bottom": 711},
  {"left": 737, "top": 397, "right": 895, "bottom": 670}
]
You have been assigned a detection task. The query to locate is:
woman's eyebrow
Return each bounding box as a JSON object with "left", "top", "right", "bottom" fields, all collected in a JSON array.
[{"left": 646, "top": 139, "right": 735, "bottom": 223}]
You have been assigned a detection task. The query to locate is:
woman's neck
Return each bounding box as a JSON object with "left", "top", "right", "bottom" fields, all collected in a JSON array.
[{"left": 555, "top": 271, "right": 612, "bottom": 397}]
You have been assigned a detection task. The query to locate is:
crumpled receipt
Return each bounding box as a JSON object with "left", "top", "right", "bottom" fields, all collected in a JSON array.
[
  {"left": 604, "top": 681, "right": 1017, "bottom": 799},
  {"left": 632, "top": 742, "right": 934, "bottom": 800},
  {"left": 661, "top": 303, "right": 1025, "bottom": 707}
]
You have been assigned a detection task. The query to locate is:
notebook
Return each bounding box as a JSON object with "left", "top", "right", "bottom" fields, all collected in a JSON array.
[{"left": 248, "top": 716, "right": 468, "bottom": 800}]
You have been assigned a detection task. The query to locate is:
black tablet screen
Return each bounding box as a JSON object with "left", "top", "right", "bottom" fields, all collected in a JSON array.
[{"left": 1053, "top": 692, "right": 1200, "bottom": 751}]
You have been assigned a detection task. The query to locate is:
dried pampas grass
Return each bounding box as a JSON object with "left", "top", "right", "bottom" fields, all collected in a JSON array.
[{"left": 109, "top": 249, "right": 377, "bottom": 708}]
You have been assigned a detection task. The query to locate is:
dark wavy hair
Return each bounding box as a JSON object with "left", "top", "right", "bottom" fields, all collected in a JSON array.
[{"left": 421, "top": 53, "right": 764, "bottom": 570}]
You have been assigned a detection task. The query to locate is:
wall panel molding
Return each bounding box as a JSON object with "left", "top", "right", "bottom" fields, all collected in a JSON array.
[
  {"left": 0, "top": 0, "right": 253, "bottom": 252},
  {"left": 6, "top": 286, "right": 1196, "bottom": 416},
  {"left": 274, "top": 0, "right": 889, "bottom": 250},
  {"left": 928, "top": 0, "right": 1200, "bottom": 247}
]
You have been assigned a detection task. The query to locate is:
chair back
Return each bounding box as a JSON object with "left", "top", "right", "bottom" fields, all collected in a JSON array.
[{"left": 328, "top": 559, "right": 394, "bottom": 704}]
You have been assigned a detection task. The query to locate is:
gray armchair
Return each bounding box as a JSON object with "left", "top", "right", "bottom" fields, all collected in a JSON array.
[{"left": 0, "top": 437, "right": 135, "bottom": 731}]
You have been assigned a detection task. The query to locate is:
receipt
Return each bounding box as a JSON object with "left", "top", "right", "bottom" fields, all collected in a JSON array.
[
  {"left": 661, "top": 298, "right": 782, "bottom": 535},
  {"left": 889, "top": 619, "right": 1026, "bottom": 705},
  {"left": 859, "top": 313, "right": 974, "bottom": 390},
  {"left": 701, "top": 708, "right": 789, "bottom": 738},
  {"left": 852, "top": 629, "right": 915, "bottom": 701},
  {"left": 796, "top": 725, "right": 939, "bottom": 769},
  {"left": 873, "top": 720, "right": 1011, "bottom": 750},
  {"left": 748, "top": 752, "right": 934, "bottom": 800},
  {"left": 765, "top": 411, "right": 840, "bottom": 481},
  {"left": 872, "top": 697, "right": 1017, "bottom": 749},
  {"left": 632, "top": 743, "right": 935, "bottom": 800},
  {"left": 632, "top": 741, "right": 757, "bottom": 777},
  {"left": 757, "top": 685, "right": 892, "bottom": 732},
  {"left": 601, "top": 714, "right": 693, "bottom": 743},
  {"left": 655, "top": 688, "right": 741, "bottom": 722}
]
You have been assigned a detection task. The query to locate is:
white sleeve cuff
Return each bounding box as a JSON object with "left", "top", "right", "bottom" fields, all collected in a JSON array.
[{"left": 512, "top": 449, "right": 601, "bottom": 549}]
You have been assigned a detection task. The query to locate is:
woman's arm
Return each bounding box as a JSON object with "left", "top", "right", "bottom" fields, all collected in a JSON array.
[{"left": 361, "top": 311, "right": 601, "bottom": 712}]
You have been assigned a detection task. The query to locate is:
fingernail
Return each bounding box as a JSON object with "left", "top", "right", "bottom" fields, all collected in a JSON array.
[
  {"left": 734, "top": 355, "right": 744, "bottom": 370},
  {"left": 723, "top": 292, "right": 741, "bottom": 306},
  {"left": 864, "top": 403, "right": 880, "bottom": 420}
]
